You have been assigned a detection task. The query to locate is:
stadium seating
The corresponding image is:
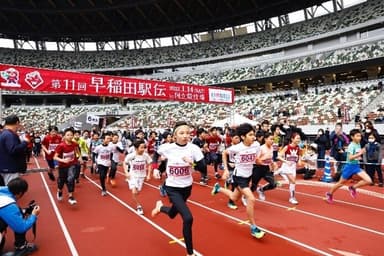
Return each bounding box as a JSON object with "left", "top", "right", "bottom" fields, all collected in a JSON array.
[
  {"left": 0, "top": 0, "right": 383, "bottom": 70},
  {"left": 148, "top": 39, "right": 384, "bottom": 85}
]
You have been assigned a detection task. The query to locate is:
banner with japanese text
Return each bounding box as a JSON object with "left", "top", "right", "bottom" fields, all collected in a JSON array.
[{"left": 0, "top": 64, "right": 234, "bottom": 104}]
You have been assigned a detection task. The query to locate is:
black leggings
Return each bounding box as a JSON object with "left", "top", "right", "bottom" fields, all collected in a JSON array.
[
  {"left": 109, "top": 161, "right": 118, "bottom": 179},
  {"left": 97, "top": 165, "right": 109, "bottom": 191},
  {"left": 162, "top": 185, "right": 193, "bottom": 255},
  {"left": 58, "top": 165, "right": 76, "bottom": 193},
  {"left": 251, "top": 165, "right": 277, "bottom": 192}
]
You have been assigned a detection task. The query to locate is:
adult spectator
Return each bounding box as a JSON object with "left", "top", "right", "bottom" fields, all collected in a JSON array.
[
  {"left": 363, "top": 121, "right": 381, "bottom": 146},
  {"left": 0, "top": 115, "right": 29, "bottom": 186},
  {"left": 0, "top": 177, "right": 40, "bottom": 255},
  {"left": 314, "top": 128, "right": 330, "bottom": 171},
  {"left": 330, "top": 122, "right": 350, "bottom": 180}
]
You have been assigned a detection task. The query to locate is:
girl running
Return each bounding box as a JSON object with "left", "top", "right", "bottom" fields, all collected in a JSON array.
[
  {"left": 123, "top": 139, "right": 152, "bottom": 215},
  {"left": 253, "top": 132, "right": 278, "bottom": 201},
  {"left": 151, "top": 121, "right": 207, "bottom": 256},
  {"left": 276, "top": 132, "right": 302, "bottom": 205}
]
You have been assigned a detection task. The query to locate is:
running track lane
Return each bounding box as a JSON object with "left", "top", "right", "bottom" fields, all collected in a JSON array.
[
  {"left": 13, "top": 157, "right": 383, "bottom": 255},
  {"left": 92, "top": 172, "right": 321, "bottom": 256}
]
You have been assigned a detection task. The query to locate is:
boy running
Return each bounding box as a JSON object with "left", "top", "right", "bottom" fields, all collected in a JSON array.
[
  {"left": 326, "top": 129, "right": 372, "bottom": 203},
  {"left": 211, "top": 123, "right": 265, "bottom": 239},
  {"left": 54, "top": 128, "right": 81, "bottom": 205},
  {"left": 93, "top": 133, "right": 113, "bottom": 196}
]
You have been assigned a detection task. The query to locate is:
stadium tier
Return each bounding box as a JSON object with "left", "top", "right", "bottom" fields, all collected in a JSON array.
[
  {"left": 2, "top": 80, "right": 382, "bottom": 132},
  {"left": 0, "top": 0, "right": 383, "bottom": 70}
]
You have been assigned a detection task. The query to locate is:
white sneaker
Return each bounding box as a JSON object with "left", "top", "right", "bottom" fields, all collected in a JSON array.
[
  {"left": 153, "top": 169, "right": 161, "bottom": 179},
  {"left": 68, "top": 197, "right": 77, "bottom": 205},
  {"left": 257, "top": 187, "right": 266, "bottom": 201},
  {"left": 101, "top": 190, "right": 107, "bottom": 196},
  {"left": 151, "top": 200, "right": 163, "bottom": 217},
  {"left": 57, "top": 191, "right": 63, "bottom": 201},
  {"left": 289, "top": 197, "right": 299, "bottom": 205},
  {"left": 136, "top": 206, "right": 144, "bottom": 215},
  {"left": 241, "top": 195, "right": 247, "bottom": 206}
]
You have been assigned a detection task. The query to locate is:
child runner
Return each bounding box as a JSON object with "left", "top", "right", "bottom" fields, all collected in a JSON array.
[
  {"left": 326, "top": 129, "right": 372, "bottom": 203},
  {"left": 109, "top": 133, "right": 125, "bottom": 187},
  {"left": 93, "top": 133, "right": 113, "bottom": 196},
  {"left": 211, "top": 123, "right": 265, "bottom": 239},
  {"left": 41, "top": 126, "right": 62, "bottom": 181},
  {"left": 79, "top": 130, "right": 90, "bottom": 178},
  {"left": 73, "top": 130, "right": 85, "bottom": 183},
  {"left": 123, "top": 139, "right": 152, "bottom": 215},
  {"left": 151, "top": 121, "right": 207, "bottom": 256},
  {"left": 89, "top": 132, "right": 102, "bottom": 174},
  {"left": 53, "top": 128, "right": 81, "bottom": 205},
  {"left": 363, "top": 133, "right": 383, "bottom": 187},
  {"left": 206, "top": 127, "right": 223, "bottom": 179},
  {"left": 276, "top": 132, "right": 301, "bottom": 205},
  {"left": 222, "top": 128, "right": 241, "bottom": 209},
  {"left": 253, "top": 132, "right": 278, "bottom": 201}
]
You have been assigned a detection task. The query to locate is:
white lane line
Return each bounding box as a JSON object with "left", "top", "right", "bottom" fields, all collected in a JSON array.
[
  {"left": 143, "top": 181, "right": 333, "bottom": 256},
  {"left": 293, "top": 180, "right": 384, "bottom": 199},
  {"left": 84, "top": 175, "right": 203, "bottom": 256},
  {"left": 258, "top": 199, "right": 384, "bottom": 236},
  {"left": 33, "top": 157, "right": 79, "bottom": 256},
  {"left": 277, "top": 187, "right": 384, "bottom": 212}
]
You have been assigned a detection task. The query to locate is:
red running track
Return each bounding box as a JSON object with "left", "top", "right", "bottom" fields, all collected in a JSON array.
[{"left": 3, "top": 156, "right": 383, "bottom": 256}]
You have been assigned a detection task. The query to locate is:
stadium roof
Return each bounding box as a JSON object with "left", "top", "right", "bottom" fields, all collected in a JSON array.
[{"left": 0, "top": 0, "right": 327, "bottom": 42}]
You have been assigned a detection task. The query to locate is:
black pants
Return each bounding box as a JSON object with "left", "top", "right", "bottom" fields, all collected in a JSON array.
[
  {"left": 109, "top": 161, "right": 118, "bottom": 179},
  {"left": 97, "top": 165, "right": 109, "bottom": 191},
  {"left": 251, "top": 165, "right": 277, "bottom": 192},
  {"left": 162, "top": 185, "right": 193, "bottom": 255},
  {"left": 74, "top": 163, "right": 81, "bottom": 181},
  {"left": 57, "top": 165, "right": 76, "bottom": 193},
  {"left": 366, "top": 162, "right": 383, "bottom": 184},
  {"left": 0, "top": 217, "right": 28, "bottom": 254}
]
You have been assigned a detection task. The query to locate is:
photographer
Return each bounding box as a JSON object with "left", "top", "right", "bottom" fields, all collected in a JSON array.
[
  {"left": 0, "top": 115, "right": 29, "bottom": 186},
  {"left": 0, "top": 178, "right": 40, "bottom": 256}
]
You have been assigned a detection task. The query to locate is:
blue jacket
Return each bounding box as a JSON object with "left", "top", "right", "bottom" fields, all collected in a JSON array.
[
  {"left": 0, "top": 187, "right": 36, "bottom": 233},
  {"left": 0, "top": 129, "right": 28, "bottom": 173}
]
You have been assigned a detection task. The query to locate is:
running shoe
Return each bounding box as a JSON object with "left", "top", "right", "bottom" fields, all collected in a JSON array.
[
  {"left": 241, "top": 195, "right": 247, "bottom": 206},
  {"left": 153, "top": 169, "right": 161, "bottom": 179},
  {"left": 199, "top": 177, "right": 208, "bottom": 186},
  {"left": 250, "top": 225, "right": 265, "bottom": 239},
  {"left": 101, "top": 190, "right": 107, "bottom": 196},
  {"left": 325, "top": 192, "right": 333, "bottom": 204},
  {"left": 348, "top": 186, "right": 357, "bottom": 198},
  {"left": 159, "top": 184, "right": 167, "bottom": 197},
  {"left": 256, "top": 187, "right": 266, "bottom": 201},
  {"left": 227, "top": 201, "right": 238, "bottom": 210},
  {"left": 136, "top": 206, "right": 144, "bottom": 215},
  {"left": 14, "top": 242, "right": 37, "bottom": 256},
  {"left": 48, "top": 172, "right": 55, "bottom": 181},
  {"left": 289, "top": 197, "right": 299, "bottom": 205},
  {"left": 211, "top": 183, "right": 221, "bottom": 195},
  {"left": 151, "top": 200, "right": 163, "bottom": 217},
  {"left": 57, "top": 191, "right": 63, "bottom": 201},
  {"left": 68, "top": 196, "right": 77, "bottom": 205},
  {"left": 110, "top": 179, "right": 116, "bottom": 187}
]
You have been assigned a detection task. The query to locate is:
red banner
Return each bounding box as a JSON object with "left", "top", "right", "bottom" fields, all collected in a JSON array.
[{"left": 0, "top": 64, "right": 234, "bottom": 104}]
